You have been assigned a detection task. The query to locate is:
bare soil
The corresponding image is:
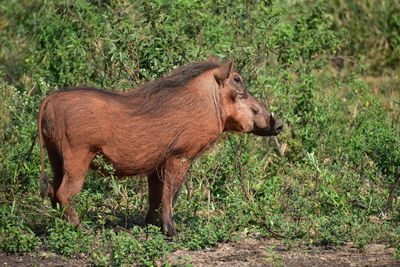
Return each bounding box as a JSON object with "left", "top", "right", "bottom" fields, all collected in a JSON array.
[
  {"left": 169, "top": 238, "right": 400, "bottom": 267},
  {"left": 1, "top": 238, "right": 399, "bottom": 266},
  {"left": 0, "top": 252, "right": 88, "bottom": 266}
]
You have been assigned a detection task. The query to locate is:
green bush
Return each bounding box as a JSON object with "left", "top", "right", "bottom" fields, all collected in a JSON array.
[
  {"left": 0, "top": 224, "right": 40, "bottom": 253},
  {"left": 328, "top": 0, "right": 400, "bottom": 73},
  {"left": 0, "top": 205, "right": 41, "bottom": 253},
  {"left": 46, "top": 221, "right": 93, "bottom": 257},
  {"left": 89, "top": 226, "right": 175, "bottom": 266}
]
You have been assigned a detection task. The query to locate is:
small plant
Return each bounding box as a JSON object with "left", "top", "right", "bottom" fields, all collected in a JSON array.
[
  {"left": 101, "top": 225, "right": 176, "bottom": 266},
  {"left": 46, "top": 221, "right": 93, "bottom": 257},
  {"left": 0, "top": 205, "right": 40, "bottom": 253},
  {"left": 265, "top": 246, "right": 283, "bottom": 265},
  {"left": 0, "top": 223, "right": 40, "bottom": 253}
]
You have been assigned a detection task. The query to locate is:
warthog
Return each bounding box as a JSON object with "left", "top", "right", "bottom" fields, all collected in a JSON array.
[{"left": 38, "top": 59, "right": 282, "bottom": 236}]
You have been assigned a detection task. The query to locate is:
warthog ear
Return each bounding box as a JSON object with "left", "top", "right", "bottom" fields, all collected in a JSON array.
[
  {"left": 208, "top": 55, "right": 220, "bottom": 63},
  {"left": 214, "top": 61, "right": 233, "bottom": 85}
]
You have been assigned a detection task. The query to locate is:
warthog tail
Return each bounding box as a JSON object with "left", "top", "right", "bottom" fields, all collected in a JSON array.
[{"left": 38, "top": 97, "right": 49, "bottom": 199}]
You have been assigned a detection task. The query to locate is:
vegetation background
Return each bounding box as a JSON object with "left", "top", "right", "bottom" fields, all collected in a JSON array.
[{"left": 0, "top": 0, "right": 399, "bottom": 265}]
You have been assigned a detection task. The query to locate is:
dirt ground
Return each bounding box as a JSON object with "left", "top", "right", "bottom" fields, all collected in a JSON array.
[
  {"left": 1, "top": 238, "right": 399, "bottom": 266},
  {"left": 0, "top": 251, "right": 87, "bottom": 266},
  {"left": 169, "top": 238, "right": 400, "bottom": 267}
]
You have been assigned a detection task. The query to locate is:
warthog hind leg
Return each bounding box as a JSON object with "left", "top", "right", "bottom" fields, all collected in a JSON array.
[
  {"left": 56, "top": 148, "right": 94, "bottom": 226},
  {"left": 44, "top": 141, "right": 64, "bottom": 208},
  {"left": 145, "top": 168, "right": 163, "bottom": 226}
]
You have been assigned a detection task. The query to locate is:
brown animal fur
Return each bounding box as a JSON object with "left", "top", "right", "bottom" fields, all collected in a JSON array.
[{"left": 38, "top": 60, "right": 282, "bottom": 236}]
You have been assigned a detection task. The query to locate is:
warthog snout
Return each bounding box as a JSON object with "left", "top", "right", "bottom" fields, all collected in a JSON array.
[
  {"left": 269, "top": 114, "right": 283, "bottom": 136},
  {"left": 274, "top": 121, "right": 283, "bottom": 135},
  {"left": 252, "top": 113, "right": 283, "bottom": 136}
]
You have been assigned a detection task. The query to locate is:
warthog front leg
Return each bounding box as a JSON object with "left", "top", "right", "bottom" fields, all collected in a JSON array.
[{"left": 161, "top": 156, "right": 190, "bottom": 236}]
